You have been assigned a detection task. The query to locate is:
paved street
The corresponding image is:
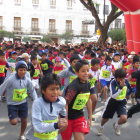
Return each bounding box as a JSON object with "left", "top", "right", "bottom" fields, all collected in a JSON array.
[{"left": 0, "top": 99, "right": 140, "bottom": 140}]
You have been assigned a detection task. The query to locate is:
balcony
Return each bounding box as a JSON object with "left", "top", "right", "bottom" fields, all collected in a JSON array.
[
  {"left": 65, "top": 29, "right": 73, "bottom": 34},
  {"left": 31, "top": 28, "right": 40, "bottom": 35},
  {"left": 13, "top": 27, "right": 23, "bottom": 34},
  {"left": 80, "top": 30, "right": 90, "bottom": 37},
  {"left": 48, "top": 29, "right": 57, "bottom": 35}
]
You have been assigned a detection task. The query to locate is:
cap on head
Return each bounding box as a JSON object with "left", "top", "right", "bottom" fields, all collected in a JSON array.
[
  {"left": 113, "top": 52, "right": 120, "bottom": 57},
  {"left": 130, "top": 51, "right": 136, "bottom": 55},
  {"left": 55, "top": 56, "right": 62, "bottom": 62},
  {"left": 15, "top": 61, "right": 27, "bottom": 71},
  {"left": 11, "top": 51, "right": 17, "bottom": 55}
]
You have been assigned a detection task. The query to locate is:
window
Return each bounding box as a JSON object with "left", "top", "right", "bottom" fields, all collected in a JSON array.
[
  {"left": 115, "top": 19, "right": 122, "bottom": 29},
  {"left": 32, "top": 0, "right": 39, "bottom": 4},
  {"left": 103, "top": 5, "right": 109, "bottom": 15},
  {"left": 15, "top": 0, "right": 21, "bottom": 5},
  {"left": 49, "top": 19, "right": 56, "bottom": 32},
  {"left": 67, "top": 0, "right": 72, "bottom": 9},
  {"left": 0, "top": 16, "right": 3, "bottom": 30},
  {"left": 96, "top": 4, "right": 99, "bottom": 14},
  {"left": 66, "top": 20, "right": 72, "bottom": 32},
  {"left": 50, "top": 0, "right": 56, "bottom": 8},
  {"left": 82, "top": 23, "right": 88, "bottom": 34},
  {"left": 14, "top": 17, "right": 21, "bottom": 30},
  {"left": 31, "top": 18, "right": 38, "bottom": 30}
]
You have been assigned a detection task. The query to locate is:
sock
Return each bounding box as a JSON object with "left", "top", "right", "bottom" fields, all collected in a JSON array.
[{"left": 100, "top": 124, "right": 104, "bottom": 129}]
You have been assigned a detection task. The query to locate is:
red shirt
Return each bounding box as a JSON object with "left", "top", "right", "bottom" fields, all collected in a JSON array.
[
  {"left": 0, "top": 61, "right": 9, "bottom": 77},
  {"left": 128, "top": 68, "right": 137, "bottom": 88},
  {"left": 53, "top": 65, "right": 64, "bottom": 85}
]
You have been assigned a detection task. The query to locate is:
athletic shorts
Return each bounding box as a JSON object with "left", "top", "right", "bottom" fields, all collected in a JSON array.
[
  {"left": 100, "top": 79, "right": 110, "bottom": 87},
  {"left": 7, "top": 102, "right": 28, "bottom": 120},
  {"left": 90, "top": 87, "right": 96, "bottom": 94},
  {"left": 102, "top": 98, "right": 127, "bottom": 119},
  {"left": 61, "top": 116, "right": 89, "bottom": 140},
  {"left": 0, "top": 77, "right": 5, "bottom": 85}
]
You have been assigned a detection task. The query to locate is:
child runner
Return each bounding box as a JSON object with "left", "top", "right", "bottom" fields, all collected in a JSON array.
[
  {"left": 99, "top": 56, "right": 115, "bottom": 102},
  {"left": 112, "top": 52, "right": 122, "bottom": 70},
  {"left": 31, "top": 55, "right": 43, "bottom": 90},
  {"left": 0, "top": 51, "right": 10, "bottom": 101},
  {"left": 58, "top": 54, "right": 80, "bottom": 93},
  {"left": 88, "top": 58, "right": 100, "bottom": 121},
  {"left": 40, "top": 52, "right": 54, "bottom": 75},
  {"left": 61, "top": 60, "right": 92, "bottom": 140},
  {"left": 0, "top": 61, "right": 37, "bottom": 140},
  {"left": 127, "top": 56, "right": 140, "bottom": 104},
  {"left": 26, "top": 74, "right": 67, "bottom": 140},
  {"left": 97, "top": 68, "right": 133, "bottom": 136}
]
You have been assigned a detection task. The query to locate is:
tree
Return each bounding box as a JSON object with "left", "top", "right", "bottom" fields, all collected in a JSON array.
[
  {"left": 59, "top": 32, "right": 73, "bottom": 44},
  {"left": 80, "top": 0, "right": 123, "bottom": 43},
  {"left": 108, "top": 29, "right": 126, "bottom": 42},
  {"left": 22, "top": 36, "right": 31, "bottom": 42},
  {"left": 41, "top": 35, "right": 52, "bottom": 43},
  {"left": 0, "top": 30, "right": 15, "bottom": 40}
]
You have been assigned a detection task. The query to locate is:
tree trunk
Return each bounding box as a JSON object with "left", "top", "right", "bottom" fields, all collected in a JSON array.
[{"left": 98, "top": 28, "right": 108, "bottom": 44}]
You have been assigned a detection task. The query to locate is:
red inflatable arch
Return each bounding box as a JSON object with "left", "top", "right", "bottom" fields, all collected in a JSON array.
[{"left": 110, "top": 0, "right": 140, "bottom": 54}]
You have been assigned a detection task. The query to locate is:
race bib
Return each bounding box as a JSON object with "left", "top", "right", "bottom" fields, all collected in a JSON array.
[
  {"left": 72, "top": 93, "right": 90, "bottom": 110},
  {"left": 41, "top": 63, "right": 48, "bottom": 70},
  {"left": 0, "top": 65, "right": 5, "bottom": 73},
  {"left": 33, "top": 69, "right": 39, "bottom": 78},
  {"left": 101, "top": 70, "right": 110, "bottom": 78},
  {"left": 88, "top": 77, "right": 97, "bottom": 87},
  {"left": 69, "top": 75, "right": 77, "bottom": 83},
  {"left": 13, "top": 88, "right": 28, "bottom": 102},
  {"left": 34, "top": 119, "right": 58, "bottom": 140}
]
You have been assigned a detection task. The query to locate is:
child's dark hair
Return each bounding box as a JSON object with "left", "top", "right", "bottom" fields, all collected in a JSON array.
[
  {"left": 41, "top": 52, "right": 47, "bottom": 56},
  {"left": 31, "top": 55, "right": 37, "bottom": 61},
  {"left": 133, "top": 56, "right": 140, "bottom": 64},
  {"left": 0, "top": 51, "right": 5, "bottom": 56},
  {"left": 85, "top": 50, "right": 91, "bottom": 55},
  {"left": 75, "top": 60, "right": 89, "bottom": 72},
  {"left": 70, "top": 54, "right": 80, "bottom": 63},
  {"left": 105, "top": 55, "right": 112, "bottom": 61},
  {"left": 91, "top": 58, "right": 100, "bottom": 66},
  {"left": 114, "top": 68, "right": 126, "bottom": 78},
  {"left": 41, "top": 73, "right": 61, "bottom": 92}
]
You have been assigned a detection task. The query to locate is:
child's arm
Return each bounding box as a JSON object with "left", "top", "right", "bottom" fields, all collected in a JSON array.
[
  {"left": 0, "top": 78, "right": 10, "bottom": 96},
  {"left": 32, "top": 100, "right": 59, "bottom": 133},
  {"left": 27, "top": 79, "right": 38, "bottom": 100},
  {"left": 58, "top": 68, "right": 68, "bottom": 79},
  {"left": 86, "top": 97, "right": 92, "bottom": 128}
]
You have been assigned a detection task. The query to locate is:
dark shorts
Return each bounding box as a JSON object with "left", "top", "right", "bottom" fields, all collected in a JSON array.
[
  {"left": 0, "top": 77, "right": 5, "bottom": 85},
  {"left": 7, "top": 102, "right": 28, "bottom": 120},
  {"left": 90, "top": 87, "right": 96, "bottom": 94},
  {"left": 102, "top": 98, "right": 127, "bottom": 119}
]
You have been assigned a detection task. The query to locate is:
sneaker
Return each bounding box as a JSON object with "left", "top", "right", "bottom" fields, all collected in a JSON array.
[
  {"left": 113, "top": 123, "right": 121, "bottom": 136},
  {"left": 92, "top": 115, "right": 95, "bottom": 121},
  {"left": 1, "top": 96, "right": 6, "bottom": 102},
  {"left": 19, "top": 135, "right": 26, "bottom": 140},
  {"left": 97, "top": 127, "right": 103, "bottom": 136}
]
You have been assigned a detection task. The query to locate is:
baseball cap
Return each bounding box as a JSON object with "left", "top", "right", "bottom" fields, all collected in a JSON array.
[
  {"left": 130, "top": 51, "right": 136, "bottom": 55},
  {"left": 55, "top": 57, "right": 62, "bottom": 62},
  {"left": 113, "top": 52, "right": 120, "bottom": 57},
  {"left": 11, "top": 51, "right": 17, "bottom": 55}
]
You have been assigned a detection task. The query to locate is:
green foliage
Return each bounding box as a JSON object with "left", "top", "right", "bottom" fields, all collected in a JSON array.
[
  {"left": 22, "top": 36, "right": 31, "bottom": 42},
  {"left": 59, "top": 32, "right": 73, "bottom": 42},
  {"left": 41, "top": 35, "right": 52, "bottom": 43},
  {"left": 108, "top": 29, "right": 126, "bottom": 42},
  {"left": 0, "top": 30, "right": 15, "bottom": 39}
]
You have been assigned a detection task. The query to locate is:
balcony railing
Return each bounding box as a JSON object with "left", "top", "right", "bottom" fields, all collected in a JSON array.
[
  {"left": 81, "top": 30, "right": 89, "bottom": 35},
  {"left": 48, "top": 29, "right": 57, "bottom": 34},
  {"left": 13, "top": 27, "right": 22, "bottom": 31},
  {"left": 30, "top": 28, "right": 40, "bottom": 35},
  {"left": 66, "top": 29, "right": 73, "bottom": 34}
]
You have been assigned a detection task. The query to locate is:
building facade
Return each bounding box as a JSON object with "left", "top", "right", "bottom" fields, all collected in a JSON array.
[{"left": 0, "top": 0, "right": 124, "bottom": 43}]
